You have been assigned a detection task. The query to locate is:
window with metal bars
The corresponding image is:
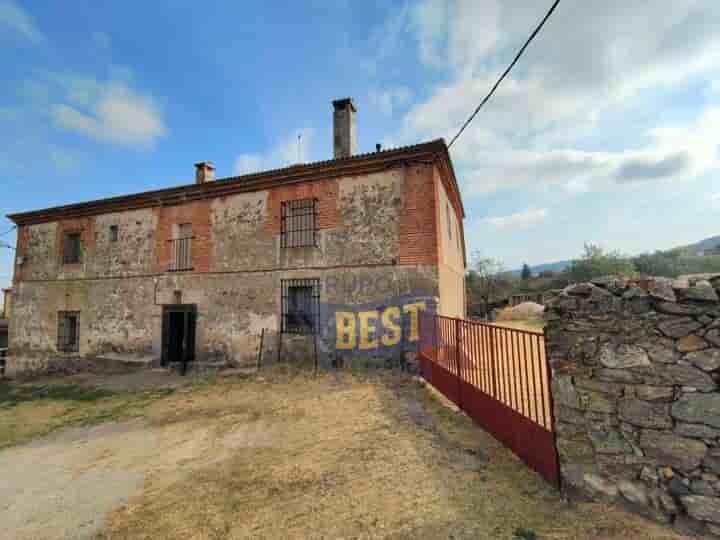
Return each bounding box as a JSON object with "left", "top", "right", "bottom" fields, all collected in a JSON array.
[
  {"left": 63, "top": 232, "right": 82, "bottom": 264},
  {"left": 109, "top": 225, "right": 119, "bottom": 242},
  {"left": 168, "top": 223, "right": 193, "bottom": 271},
  {"left": 57, "top": 311, "right": 80, "bottom": 352},
  {"left": 281, "top": 279, "right": 319, "bottom": 335},
  {"left": 281, "top": 199, "right": 318, "bottom": 248}
]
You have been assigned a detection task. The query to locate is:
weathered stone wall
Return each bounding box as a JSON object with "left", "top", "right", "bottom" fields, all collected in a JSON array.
[
  {"left": 8, "top": 265, "right": 438, "bottom": 375},
  {"left": 8, "top": 159, "right": 465, "bottom": 374},
  {"left": 546, "top": 274, "right": 720, "bottom": 537}
]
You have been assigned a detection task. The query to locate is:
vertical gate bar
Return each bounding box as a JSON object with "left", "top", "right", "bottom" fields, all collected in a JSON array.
[
  {"left": 516, "top": 332, "right": 524, "bottom": 415},
  {"left": 521, "top": 333, "right": 533, "bottom": 422},
  {"left": 537, "top": 334, "right": 548, "bottom": 428},
  {"left": 490, "top": 325, "right": 498, "bottom": 399},
  {"left": 514, "top": 332, "right": 521, "bottom": 411},
  {"left": 521, "top": 333, "right": 530, "bottom": 418},
  {"left": 529, "top": 334, "right": 540, "bottom": 424},
  {"left": 484, "top": 325, "right": 489, "bottom": 392},
  {"left": 529, "top": 336, "right": 540, "bottom": 424},
  {"left": 455, "top": 319, "right": 462, "bottom": 408},
  {"left": 543, "top": 332, "right": 561, "bottom": 487},
  {"left": 504, "top": 330, "right": 512, "bottom": 408},
  {"left": 500, "top": 327, "right": 507, "bottom": 404},
  {"left": 509, "top": 331, "right": 516, "bottom": 408},
  {"left": 510, "top": 330, "right": 518, "bottom": 411}
]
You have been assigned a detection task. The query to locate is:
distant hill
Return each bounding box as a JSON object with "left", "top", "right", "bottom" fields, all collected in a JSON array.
[
  {"left": 675, "top": 235, "right": 720, "bottom": 255},
  {"left": 512, "top": 234, "right": 720, "bottom": 275},
  {"left": 511, "top": 260, "right": 572, "bottom": 276}
]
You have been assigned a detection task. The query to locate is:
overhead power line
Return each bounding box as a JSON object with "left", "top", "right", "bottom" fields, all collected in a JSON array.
[
  {"left": 447, "top": 0, "right": 561, "bottom": 149},
  {"left": 0, "top": 225, "right": 17, "bottom": 237}
]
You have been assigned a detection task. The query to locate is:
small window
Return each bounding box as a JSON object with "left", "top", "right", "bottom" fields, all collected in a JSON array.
[
  {"left": 63, "top": 232, "right": 82, "bottom": 264},
  {"left": 57, "top": 311, "right": 80, "bottom": 352},
  {"left": 109, "top": 225, "right": 119, "bottom": 242},
  {"left": 281, "top": 199, "right": 318, "bottom": 248},
  {"left": 281, "top": 279, "right": 319, "bottom": 334}
]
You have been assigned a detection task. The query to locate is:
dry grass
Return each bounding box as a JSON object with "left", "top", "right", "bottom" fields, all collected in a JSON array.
[
  {"left": 1, "top": 367, "right": 688, "bottom": 540},
  {"left": 94, "top": 367, "right": 682, "bottom": 540}
]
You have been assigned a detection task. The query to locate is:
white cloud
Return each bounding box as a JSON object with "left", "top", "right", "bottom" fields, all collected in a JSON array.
[
  {"left": 50, "top": 80, "right": 167, "bottom": 147},
  {"left": 0, "top": 0, "right": 44, "bottom": 44},
  {"left": 389, "top": 1, "right": 720, "bottom": 196},
  {"left": 369, "top": 87, "right": 412, "bottom": 116},
  {"left": 483, "top": 208, "right": 548, "bottom": 230},
  {"left": 234, "top": 129, "right": 314, "bottom": 175}
]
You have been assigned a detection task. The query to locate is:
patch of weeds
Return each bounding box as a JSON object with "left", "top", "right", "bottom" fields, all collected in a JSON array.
[
  {"left": 514, "top": 527, "right": 537, "bottom": 540},
  {"left": 0, "top": 382, "right": 116, "bottom": 409},
  {"left": 0, "top": 382, "right": 176, "bottom": 448}
]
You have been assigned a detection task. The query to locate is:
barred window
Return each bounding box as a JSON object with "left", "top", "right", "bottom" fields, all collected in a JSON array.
[
  {"left": 109, "top": 225, "right": 119, "bottom": 242},
  {"left": 281, "top": 279, "right": 319, "bottom": 335},
  {"left": 281, "top": 199, "right": 318, "bottom": 248},
  {"left": 57, "top": 311, "right": 80, "bottom": 352},
  {"left": 63, "top": 232, "right": 82, "bottom": 264}
]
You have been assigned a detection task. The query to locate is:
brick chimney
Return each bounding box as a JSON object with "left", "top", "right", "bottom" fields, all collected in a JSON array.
[
  {"left": 333, "top": 98, "right": 357, "bottom": 159},
  {"left": 194, "top": 161, "right": 215, "bottom": 184}
]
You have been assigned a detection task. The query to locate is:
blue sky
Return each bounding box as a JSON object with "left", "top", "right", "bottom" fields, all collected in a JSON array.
[{"left": 1, "top": 1, "right": 720, "bottom": 292}]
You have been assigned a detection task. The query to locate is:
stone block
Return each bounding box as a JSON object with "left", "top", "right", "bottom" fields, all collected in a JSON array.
[
  {"left": 658, "top": 317, "right": 703, "bottom": 338},
  {"left": 619, "top": 399, "right": 672, "bottom": 429},
  {"left": 682, "top": 495, "right": 720, "bottom": 525},
  {"left": 675, "top": 423, "right": 720, "bottom": 439},
  {"left": 677, "top": 335, "right": 710, "bottom": 353},
  {"left": 635, "top": 385, "right": 674, "bottom": 402},
  {"left": 649, "top": 278, "right": 677, "bottom": 302},
  {"left": 678, "top": 281, "right": 720, "bottom": 302},
  {"left": 686, "top": 349, "right": 720, "bottom": 372},
  {"left": 640, "top": 430, "right": 707, "bottom": 472},
  {"left": 598, "top": 343, "right": 650, "bottom": 369},
  {"left": 707, "top": 329, "right": 720, "bottom": 348},
  {"left": 574, "top": 377, "right": 624, "bottom": 396},
  {"left": 672, "top": 394, "right": 720, "bottom": 428}
]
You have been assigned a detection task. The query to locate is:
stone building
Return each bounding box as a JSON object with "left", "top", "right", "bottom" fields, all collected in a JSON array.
[{"left": 5, "top": 99, "right": 466, "bottom": 375}]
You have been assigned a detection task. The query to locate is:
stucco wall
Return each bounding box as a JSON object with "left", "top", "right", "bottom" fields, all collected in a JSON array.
[
  {"left": 546, "top": 275, "right": 720, "bottom": 538},
  {"left": 435, "top": 167, "right": 466, "bottom": 318}
]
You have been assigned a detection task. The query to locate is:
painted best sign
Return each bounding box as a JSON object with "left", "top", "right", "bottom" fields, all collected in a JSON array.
[{"left": 319, "top": 296, "right": 436, "bottom": 356}]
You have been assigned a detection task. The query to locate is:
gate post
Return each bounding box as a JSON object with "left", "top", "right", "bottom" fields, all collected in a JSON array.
[{"left": 455, "top": 318, "right": 462, "bottom": 408}]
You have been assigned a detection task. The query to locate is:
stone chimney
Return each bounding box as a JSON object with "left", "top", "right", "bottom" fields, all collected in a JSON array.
[
  {"left": 194, "top": 161, "right": 215, "bottom": 184},
  {"left": 333, "top": 98, "right": 357, "bottom": 159}
]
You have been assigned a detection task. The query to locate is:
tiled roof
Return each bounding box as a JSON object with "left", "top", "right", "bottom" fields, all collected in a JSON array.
[{"left": 8, "top": 138, "right": 463, "bottom": 225}]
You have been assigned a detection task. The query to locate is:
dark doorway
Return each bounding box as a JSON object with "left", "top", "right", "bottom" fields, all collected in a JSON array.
[{"left": 161, "top": 304, "right": 197, "bottom": 374}]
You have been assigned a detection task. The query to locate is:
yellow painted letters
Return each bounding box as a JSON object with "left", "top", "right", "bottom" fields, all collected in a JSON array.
[
  {"left": 402, "top": 302, "right": 427, "bottom": 342},
  {"left": 335, "top": 312, "right": 356, "bottom": 349},
  {"left": 381, "top": 306, "right": 401, "bottom": 346},
  {"left": 359, "top": 310, "right": 379, "bottom": 349}
]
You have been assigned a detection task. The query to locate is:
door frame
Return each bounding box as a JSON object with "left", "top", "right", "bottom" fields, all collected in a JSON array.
[{"left": 161, "top": 304, "right": 197, "bottom": 369}]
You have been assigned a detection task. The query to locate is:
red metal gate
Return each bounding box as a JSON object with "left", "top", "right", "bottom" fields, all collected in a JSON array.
[{"left": 418, "top": 312, "right": 560, "bottom": 488}]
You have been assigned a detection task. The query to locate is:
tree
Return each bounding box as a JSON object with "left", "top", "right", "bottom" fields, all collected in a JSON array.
[
  {"left": 565, "top": 243, "right": 636, "bottom": 282},
  {"left": 521, "top": 263, "right": 532, "bottom": 280},
  {"left": 468, "top": 253, "right": 509, "bottom": 318}
]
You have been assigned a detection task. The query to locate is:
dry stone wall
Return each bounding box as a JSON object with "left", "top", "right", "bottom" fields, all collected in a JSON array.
[{"left": 545, "top": 274, "right": 720, "bottom": 537}]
